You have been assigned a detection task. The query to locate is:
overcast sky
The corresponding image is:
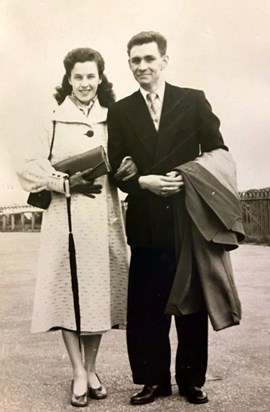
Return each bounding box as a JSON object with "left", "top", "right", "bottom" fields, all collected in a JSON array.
[{"left": 0, "top": 0, "right": 269, "bottom": 203}]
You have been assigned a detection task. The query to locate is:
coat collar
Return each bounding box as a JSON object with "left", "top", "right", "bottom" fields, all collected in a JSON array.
[{"left": 52, "top": 96, "right": 108, "bottom": 126}]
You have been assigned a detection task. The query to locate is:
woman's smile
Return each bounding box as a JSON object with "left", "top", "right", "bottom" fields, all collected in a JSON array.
[{"left": 69, "top": 61, "right": 101, "bottom": 104}]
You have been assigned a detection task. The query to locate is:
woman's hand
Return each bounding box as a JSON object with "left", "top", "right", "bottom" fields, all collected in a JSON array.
[
  {"left": 69, "top": 171, "right": 102, "bottom": 198},
  {"left": 114, "top": 157, "right": 138, "bottom": 181}
]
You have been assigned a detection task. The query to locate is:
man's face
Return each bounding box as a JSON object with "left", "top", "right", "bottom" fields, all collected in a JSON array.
[{"left": 128, "top": 42, "right": 168, "bottom": 90}]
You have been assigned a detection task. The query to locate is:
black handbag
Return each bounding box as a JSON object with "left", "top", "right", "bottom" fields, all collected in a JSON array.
[
  {"left": 27, "top": 189, "right": 52, "bottom": 209},
  {"left": 54, "top": 145, "right": 111, "bottom": 180},
  {"left": 27, "top": 121, "right": 56, "bottom": 209}
]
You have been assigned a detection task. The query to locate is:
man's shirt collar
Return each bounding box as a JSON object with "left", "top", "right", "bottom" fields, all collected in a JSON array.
[{"left": 140, "top": 81, "right": 166, "bottom": 105}]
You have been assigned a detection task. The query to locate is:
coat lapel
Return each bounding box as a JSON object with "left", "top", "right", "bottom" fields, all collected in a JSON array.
[
  {"left": 125, "top": 91, "right": 159, "bottom": 160},
  {"left": 88, "top": 98, "right": 108, "bottom": 125},
  {"left": 123, "top": 86, "right": 193, "bottom": 167},
  {"left": 154, "top": 84, "right": 192, "bottom": 168}
]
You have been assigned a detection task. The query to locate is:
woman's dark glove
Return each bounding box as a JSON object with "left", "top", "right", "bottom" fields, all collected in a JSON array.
[{"left": 69, "top": 171, "right": 102, "bottom": 198}]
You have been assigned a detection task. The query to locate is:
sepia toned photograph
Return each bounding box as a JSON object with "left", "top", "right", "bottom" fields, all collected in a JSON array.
[{"left": 0, "top": 1, "right": 269, "bottom": 411}]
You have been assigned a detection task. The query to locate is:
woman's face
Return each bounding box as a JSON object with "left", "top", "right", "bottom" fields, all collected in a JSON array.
[{"left": 68, "top": 61, "right": 101, "bottom": 104}]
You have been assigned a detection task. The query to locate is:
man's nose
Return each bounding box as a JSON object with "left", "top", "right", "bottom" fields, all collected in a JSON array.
[{"left": 138, "top": 59, "right": 147, "bottom": 70}]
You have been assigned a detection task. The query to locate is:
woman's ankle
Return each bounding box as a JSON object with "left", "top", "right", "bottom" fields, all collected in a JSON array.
[
  {"left": 73, "top": 368, "right": 87, "bottom": 381},
  {"left": 87, "top": 370, "right": 101, "bottom": 389}
]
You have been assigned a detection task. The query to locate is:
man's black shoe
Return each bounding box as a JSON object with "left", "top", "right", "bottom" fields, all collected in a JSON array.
[
  {"left": 130, "top": 384, "right": 172, "bottom": 405},
  {"left": 179, "top": 386, "right": 209, "bottom": 404}
]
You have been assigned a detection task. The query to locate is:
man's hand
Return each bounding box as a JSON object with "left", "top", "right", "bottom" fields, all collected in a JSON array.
[
  {"left": 138, "top": 173, "right": 184, "bottom": 197},
  {"left": 114, "top": 157, "right": 138, "bottom": 181},
  {"left": 69, "top": 170, "right": 102, "bottom": 198}
]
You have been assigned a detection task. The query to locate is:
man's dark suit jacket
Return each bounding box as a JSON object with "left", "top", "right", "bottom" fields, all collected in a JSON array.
[{"left": 107, "top": 82, "right": 227, "bottom": 249}]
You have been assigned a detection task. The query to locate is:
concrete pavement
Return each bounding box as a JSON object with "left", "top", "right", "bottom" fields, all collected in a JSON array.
[{"left": 1, "top": 233, "right": 270, "bottom": 411}]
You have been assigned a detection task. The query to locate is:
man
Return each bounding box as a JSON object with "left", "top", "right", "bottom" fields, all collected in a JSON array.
[{"left": 107, "top": 31, "right": 239, "bottom": 405}]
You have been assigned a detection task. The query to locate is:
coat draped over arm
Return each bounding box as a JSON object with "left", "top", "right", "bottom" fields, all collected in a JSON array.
[{"left": 165, "top": 149, "right": 245, "bottom": 331}]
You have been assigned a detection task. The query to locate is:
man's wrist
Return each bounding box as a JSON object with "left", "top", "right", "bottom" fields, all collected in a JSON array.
[{"left": 138, "top": 176, "right": 148, "bottom": 189}]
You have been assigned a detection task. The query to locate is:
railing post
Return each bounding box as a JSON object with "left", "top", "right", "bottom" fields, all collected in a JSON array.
[
  {"left": 2, "top": 215, "right": 7, "bottom": 231},
  {"left": 11, "top": 214, "right": 15, "bottom": 231},
  {"left": 31, "top": 212, "right": 35, "bottom": 231},
  {"left": 21, "top": 213, "right": 25, "bottom": 231}
]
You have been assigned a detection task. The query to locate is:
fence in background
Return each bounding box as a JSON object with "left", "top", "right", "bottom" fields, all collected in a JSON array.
[
  {"left": 1, "top": 190, "right": 270, "bottom": 244},
  {"left": 240, "top": 189, "right": 270, "bottom": 244}
]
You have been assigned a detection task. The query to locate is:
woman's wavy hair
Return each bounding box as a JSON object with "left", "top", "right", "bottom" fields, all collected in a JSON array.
[{"left": 54, "top": 47, "right": 115, "bottom": 107}]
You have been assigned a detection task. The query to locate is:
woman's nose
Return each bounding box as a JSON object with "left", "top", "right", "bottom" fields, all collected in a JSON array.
[{"left": 81, "top": 77, "right": 89, "bottom": 87}]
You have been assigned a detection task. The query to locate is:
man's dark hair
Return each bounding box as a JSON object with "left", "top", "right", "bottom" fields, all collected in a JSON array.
[{"left": 127, "top": 31, "right": 167, "bottom": 56}]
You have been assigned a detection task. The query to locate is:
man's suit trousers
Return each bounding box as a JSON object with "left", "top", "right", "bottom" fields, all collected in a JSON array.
[{"left": 127, "top": 247, "right": 208, "bottom": 389}]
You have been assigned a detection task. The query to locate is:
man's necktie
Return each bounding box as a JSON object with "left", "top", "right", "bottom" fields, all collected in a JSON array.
[{"left": 146, "top": 93, "right": 161, "bottom": 127}]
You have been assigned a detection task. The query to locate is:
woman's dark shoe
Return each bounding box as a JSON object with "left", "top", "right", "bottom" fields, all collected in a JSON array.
[
  {"left": 179, "top": 386, "right": 209, "bottom": 404},
  {"left": 88, "top": 374, "right": 107, "bottom": 400},
  {"left": 71, "top": 379, "right": 88, "bottom": 407}
]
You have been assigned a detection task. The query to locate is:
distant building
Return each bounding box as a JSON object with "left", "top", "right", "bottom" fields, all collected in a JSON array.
[
  {"left": 0, "top": 204, "right": 43, "bottom": 232},
  {"left": 0, "top": 150, "right": 42, "bottom": 231}
]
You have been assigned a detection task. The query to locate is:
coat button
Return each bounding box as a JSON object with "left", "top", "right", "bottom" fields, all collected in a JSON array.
[{"left": 85, "top": 129, "right": 94, "bottom": 137}]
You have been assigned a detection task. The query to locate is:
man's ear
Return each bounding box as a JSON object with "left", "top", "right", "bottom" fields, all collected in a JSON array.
[
  {"left": 161, "top": 55, "right": 169, "bottom": 70},
  {"left": 128, "top": 59, "right": 132, "bottom": 70}
]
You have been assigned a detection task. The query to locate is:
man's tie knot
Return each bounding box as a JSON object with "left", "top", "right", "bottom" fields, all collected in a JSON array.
[
  {"left": 146, "top": 93, "right": 158, "bottom": 111},
  {"left": 146, "top": 93, "right": 159, "bottom": 114},
  {"left": 146, "top": 92, "right": 158, "bottom": 102}
]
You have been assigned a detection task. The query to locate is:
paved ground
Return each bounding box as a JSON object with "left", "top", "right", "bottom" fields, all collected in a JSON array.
[{"left": 0, "top": 233, "right": 270, "bottom": 412}]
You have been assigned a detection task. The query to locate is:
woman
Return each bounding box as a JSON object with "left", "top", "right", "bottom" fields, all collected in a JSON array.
[{"left": 17, "top": 48, "right": 128, "bottom": 407}]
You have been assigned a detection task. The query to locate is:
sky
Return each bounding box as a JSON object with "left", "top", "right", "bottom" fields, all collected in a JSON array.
[{"left": 0, "top": 0, "right": 270, "bottom": 205}]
